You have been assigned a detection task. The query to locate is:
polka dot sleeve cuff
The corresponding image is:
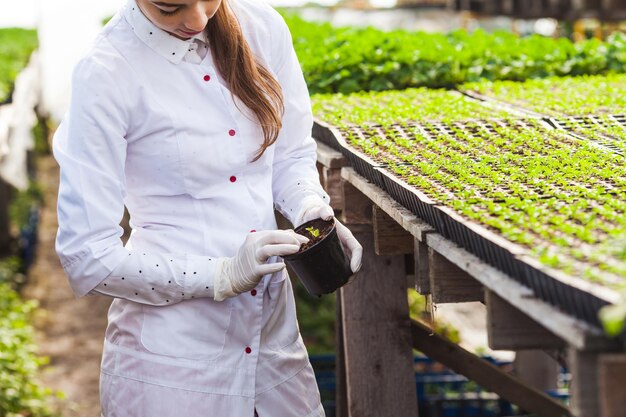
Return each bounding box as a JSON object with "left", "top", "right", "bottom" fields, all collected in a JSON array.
[{"left": 91, "top": 250, "right": 221, "bottom": 306}]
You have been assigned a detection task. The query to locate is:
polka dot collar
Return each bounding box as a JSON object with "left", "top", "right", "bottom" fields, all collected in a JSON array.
[{"left": 123, "top": 0, "right": 206, "bottom": 65}]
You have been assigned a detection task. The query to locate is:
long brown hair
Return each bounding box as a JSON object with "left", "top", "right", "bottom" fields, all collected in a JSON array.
[{"left": 205, "top": 1, "right": 284, "bottom": 162}]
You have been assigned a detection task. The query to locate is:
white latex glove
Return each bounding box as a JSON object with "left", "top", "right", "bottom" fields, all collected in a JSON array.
[
  {"left": 296, "top": 195, "right": 335, "bottom": 227},
  {"left": 297, "top": 196, "right": 363, "bottom": 275},
  {"left": 214, "top": 230, "right": 308, "bottom": 301},
  {"left": 336, "top": 219, "right": 363, "bottom": 275}
]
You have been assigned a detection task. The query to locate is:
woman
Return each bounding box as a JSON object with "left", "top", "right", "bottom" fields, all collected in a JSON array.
[{"left": 53, "top": 0, "right": 363, "bottom": 415}]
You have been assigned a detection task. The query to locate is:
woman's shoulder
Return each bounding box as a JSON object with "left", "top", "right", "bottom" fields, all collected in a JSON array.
[{"left": 72, "top": 14, "right": 136, "bottom": 86}]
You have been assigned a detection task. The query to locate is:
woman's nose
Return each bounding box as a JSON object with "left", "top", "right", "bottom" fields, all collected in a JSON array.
[{"left": 184, "top": 4, "right": 209, "bottom": 32}]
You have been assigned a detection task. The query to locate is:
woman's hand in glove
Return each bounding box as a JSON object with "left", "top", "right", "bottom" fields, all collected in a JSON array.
[
  {"left": 297, "top": 197, "right": 363, "bottom": 275},
  {"left": 335, "top": 219, "right": 363, "bottom": 275},
  {"left": 214, "top": 230, "right": 308, "bottom": 301}
]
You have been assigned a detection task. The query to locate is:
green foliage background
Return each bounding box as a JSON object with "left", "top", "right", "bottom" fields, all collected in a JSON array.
[
  {"left": 284, "top": 13, "right": 626, "bottom": 94},
  {"left": 0, "top": 28, "right": 38, "bottom": 103}
]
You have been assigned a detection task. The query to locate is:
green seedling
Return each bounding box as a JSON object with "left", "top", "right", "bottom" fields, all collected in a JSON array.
[{"left": 305, "top": 227, "right": 320, "bottom": 238}]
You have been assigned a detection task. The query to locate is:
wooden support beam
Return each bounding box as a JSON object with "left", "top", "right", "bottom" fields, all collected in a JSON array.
[
  {"left": 373, "top": 205, "right": 414, "bottom": 256},
  {"left": 341, "top": 180, "right": 372, "bottom": 226},
  {"left": 569, "top": 348, "right": 600, "bottom": 417},
  {"left": 414, "top": 239, "right": 430, "bottom": 294},
  {"left": 486, "top": 290, "right": 565, "bottom": 350},
  {"left": 513, "top": 350, "right": 559, "bottom": 392},
  {"left": 315, "top": 143, "right": 347, "bottom": 212},
  {"left": 341, "top": 168, "right": 433, "bottom": 241},
  {"left": 341, "top": 228, "right": 418, "bottom": 417},
  {"left": 410, "top": 319, "right": 571, "bottom": 417},
  {"left": 426, "top": 233, "right": 616, "bottom": 350},
  {"left": 319, "top": 165, "right": 344, "bottom": 211},
  {"left": 599, "top": 354, "right": 626, "bottom": 417},
  {"left": 429, "top": 247, "right": 484, "bottom": 303},
  {"left": 315, "top": 142, "right": 347, "bottom": 169},
  {"left": 335, "top": 292, "right": 348, "bottom": 417}
]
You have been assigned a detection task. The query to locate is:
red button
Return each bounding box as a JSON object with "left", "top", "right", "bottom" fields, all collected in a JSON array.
[
  {"left": 203, "top": 74, "right": 210, "bottom": 81},
  {"left": 250, "top": 229, "right": 256, "bottom": 233},
  {"left": 245, "top": 347, "right": 252, "bottom": 354},
  {"left": 230, "top": 176, "right": 237, "bottom": 183},
  {"left": 229, "top": 129, "right": 236, "bottom": 136},
  {"left": 251, "top": 289, "right": 257, "bottom": 296}
]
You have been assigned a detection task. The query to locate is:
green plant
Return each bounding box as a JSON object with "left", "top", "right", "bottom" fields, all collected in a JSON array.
[
  {"left": 283, "top": 12, "right": 626, "bottom": 94},
  {"left": 408, "top": 290, "right": 460, "bottom": 344},
  {"left": 305, "top": 226, "right": 320, "bottom": 238},
  {"left": 599, "top": 298, "right": 626, "bottom": 337},
  {"left": 0, "top": 258, "right": 60, "bottom": 417}
]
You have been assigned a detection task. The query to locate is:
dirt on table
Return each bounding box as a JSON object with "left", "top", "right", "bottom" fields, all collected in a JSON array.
[{"left": 22, "top": 154, "right": 111, "bottom": 417}]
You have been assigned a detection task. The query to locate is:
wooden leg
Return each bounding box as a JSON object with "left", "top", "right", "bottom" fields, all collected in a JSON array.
[
  {"left": 569, "top": 347, "right": 600, "bottom": 417},
  {"left": 599, "top": 354, "right": 626, "bottom": 417},
  {"left": 514, "top": 350, "right": 559, "bottom": 392},
  {"left": 340, "top": 226, "right": 418, "bottom": 417},
  {"left": 335, "top": 290, "right": 348, "bottom": 417}
]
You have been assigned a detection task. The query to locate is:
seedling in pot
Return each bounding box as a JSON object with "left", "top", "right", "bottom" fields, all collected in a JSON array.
[{"left": 305, "top": 226, "right": 321, "bottom": 238}]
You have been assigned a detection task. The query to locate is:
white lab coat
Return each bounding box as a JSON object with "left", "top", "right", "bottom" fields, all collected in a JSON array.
[{"left": 53, "top": 0, "right": 329, "bottom": 415}]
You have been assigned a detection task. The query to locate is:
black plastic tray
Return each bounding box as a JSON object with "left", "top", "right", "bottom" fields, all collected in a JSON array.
[{"left": 377, "top": 167, "right": 448, "bottom": 235}]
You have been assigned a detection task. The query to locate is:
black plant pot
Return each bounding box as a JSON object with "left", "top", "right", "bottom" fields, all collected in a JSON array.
[{"left": 283, "top": 218, "right": 352, "bottom": 297}]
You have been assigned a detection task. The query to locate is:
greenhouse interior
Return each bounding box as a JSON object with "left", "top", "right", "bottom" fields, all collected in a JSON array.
[{"left": 1, "top": 0, "right": 626, "bottom": 416}]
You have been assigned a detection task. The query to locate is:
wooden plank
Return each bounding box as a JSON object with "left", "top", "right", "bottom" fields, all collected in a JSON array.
[
  {"left": 513, "top": 350, "right": 559, "bottom": 392},
  {"left": 429, "top": 247, "right": 484, "bottom": 303},
  {"left": 486, "top": 290, "right": 565, "bottom": 350},
  {"left": 373, "top": 205, "right": 414, "bottom": 256},
  {"left": 341, "top": 167, "right": 434, "bottom": 241},
  {"left": 569, "top": 348, "right": 600, "bottom": 417},
  {"left": 335, "top": 291, "right": 348, "bottom": 417},
  {"left": 316, "top": 142, "right": 347, "bottom": 169},
  {"left": 341, "top": 180, "right": 372, "bottom": 225},
  {"left": 320, "top": 166, "right": 344, "bottom": 211},
  {"left": 341, "top": 227, "right": 418, "bottom": 417},
  {"left": 599, "top": 354, "right": 626, "bottom": 417},
  {"left": 410, "top": 319, "right": 571, "bottom": 417},
  {"left": 426, "top": 233, "right": 616, "bottom": 351},
  {"left": 414, "top": 239, "right": 429, "bottom": 294}
]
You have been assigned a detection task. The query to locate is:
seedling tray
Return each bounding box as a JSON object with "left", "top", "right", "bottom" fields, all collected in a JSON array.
[
  {"left": 313, "top": 120, "right": 343, "bottom": 152},
  {"left": 312, "top": 116, "right": 624, "bottom": 329},
  {"left": 313, "top": 119, "right": 387, "bottom": 189},
  {"left": 549, "top": 114, "right": 626, "bottom": 156},
  {"left": 377, "top": 166, "right": 449, "bottom": 235}
]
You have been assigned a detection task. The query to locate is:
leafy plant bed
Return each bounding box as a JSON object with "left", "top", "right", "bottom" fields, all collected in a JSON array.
[
  {"left": 463, "top": 74, "right": 626, "bottom": 118},
  {"left": 312, "top": 88, "right": 517, "bottom": 128},
  {"left": 314, "top": 104, "right": 626, "bottom": 325}
]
